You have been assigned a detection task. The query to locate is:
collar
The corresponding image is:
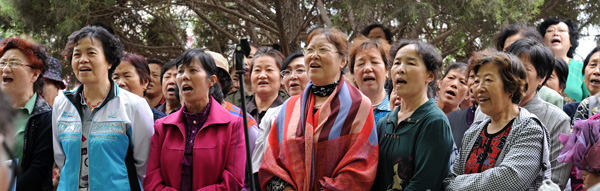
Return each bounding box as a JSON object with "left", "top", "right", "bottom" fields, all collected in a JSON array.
[
  {"left": 19, "top": 92, "right": 37, "bottom": 115},
  {"left": 387, "top": 99, "right": 436, "bottom": 124},
  {"left": 182, "top": 99, "right": 211, "bottom": 120},
  {"left": 375, "top": 94, "right": 391, "bottom": 112},
  {"left": 247, "top": 94, "right": 285, "bottom": 113},
  {"left": 311, "top": 81, "right": 339, "bottom": 97},
  {"left": 163, "top": 96, "right": 231, "bottom": 130}
]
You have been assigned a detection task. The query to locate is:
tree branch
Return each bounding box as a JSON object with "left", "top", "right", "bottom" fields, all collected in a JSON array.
[
  {"left": 316, "top": 0, "right": 333, "bottom": 27},
  {"left": 184, "top": 0, "right": 278, "bottom": 34},
  {"left": 186, "top": 2, "right": 239, "bottom": 43}
]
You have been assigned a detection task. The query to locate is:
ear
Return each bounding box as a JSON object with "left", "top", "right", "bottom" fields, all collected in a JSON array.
[
  {"left": 141, "top": 80, "right": 149, "bottom": 91},
  {"left": 425, "top": 71, "right": 435, "bottom": 84},
  {"left": 209, "top": 75, "right": 217, "bottom": 87},
  {"left": 31, "top": 69, "right": 41, "bottom": 83},
  {"left": 340, "top": 57, "right": 347, "bottom": 70}
]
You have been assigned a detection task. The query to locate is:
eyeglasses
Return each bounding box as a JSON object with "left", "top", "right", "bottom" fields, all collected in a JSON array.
[
  {"left": 0, "top": 60, "right": 32, "bottom": 69},
  {"left": 302, "top": 47, "right": 339, "bottom": 56},
  {"left": 280, "top": 68, "right": 306, "bottom": 78}
]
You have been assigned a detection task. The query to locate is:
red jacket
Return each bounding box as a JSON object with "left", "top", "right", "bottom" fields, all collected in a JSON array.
[{"left": 143, "top": 97, "right": 246, "bottom": 191}]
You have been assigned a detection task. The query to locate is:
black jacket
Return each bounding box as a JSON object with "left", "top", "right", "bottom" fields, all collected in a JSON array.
[{"left": 17, "top": 94, "right": 53, "bottom": 191}]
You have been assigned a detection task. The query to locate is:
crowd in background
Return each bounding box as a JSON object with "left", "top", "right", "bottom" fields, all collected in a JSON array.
[{"left": 0, "top": 16, "right": 599, "bottom": 191}]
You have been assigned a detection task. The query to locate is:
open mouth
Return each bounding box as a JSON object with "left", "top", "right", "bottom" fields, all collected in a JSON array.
[
  {"left": 181, "top": 85, "right": 193, "bottom": 92},
  {"left": 445, "top": 90, "right": 456, "bottom": 97},
  {"left": 363, "top": 76, "right": 376, "bottom": 82},
  {"left": 2, "top": 76, "right": 13, "bottom": 83},
  {"left": 310, "top": 62, "right": 321, "bottom": 68},
  {"left": 396, "top": 78, "right": 407, "bottom": 85},
  {"left": 591, "top": 79, "right": 600, "bottom": 85},
  {"left": 79, "top": 66, "right": 92, "bottom": 72},
  {"left": 551, "top": 38, "right": 561, "bottom": 44},
  {"left": 478, "top": 97, "right": 490, "bottom": 103},
  {"left": 167, "top": 87, "right": 176, "bottom": 93},
  {"left": 258, "top": 81, "right": 269, "bottom": 86},
  {"left": 289, "top": 82, "right": 300, "bottom": 88}
]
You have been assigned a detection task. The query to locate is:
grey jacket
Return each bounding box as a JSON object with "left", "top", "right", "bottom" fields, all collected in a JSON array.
[{"left": 444, "top": 108, "right": 551, "bottom": 191}]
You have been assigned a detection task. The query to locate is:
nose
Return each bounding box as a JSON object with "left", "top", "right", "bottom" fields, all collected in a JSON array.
[
  {"left": 364, "top": 63, "right": 374, "bottom": 73},
  {"left": 115, "top": 78, "right": 126, "bottom": 87}
]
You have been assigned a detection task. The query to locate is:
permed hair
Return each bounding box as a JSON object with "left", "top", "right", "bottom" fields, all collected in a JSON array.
[
  {"left": 538, "top": 17, "right": 580, "bottom": 58},
  {"left": 469, "top": 49, "right": 528, "bottom": 104}
]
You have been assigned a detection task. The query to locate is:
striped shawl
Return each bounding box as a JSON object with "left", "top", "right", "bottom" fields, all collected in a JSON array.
[{"left": 259, "top": 78, "right": 379, "bottom": 191}]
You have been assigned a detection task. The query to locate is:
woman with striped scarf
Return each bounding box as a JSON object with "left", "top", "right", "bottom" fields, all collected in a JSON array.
[{"left": 258, "top": 27, "right": 379, "bottom": 191}]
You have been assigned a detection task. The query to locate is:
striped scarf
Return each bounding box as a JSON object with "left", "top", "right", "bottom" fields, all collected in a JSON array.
[{"left": 259, "top": 77, "right": 379, "bottom": 191}]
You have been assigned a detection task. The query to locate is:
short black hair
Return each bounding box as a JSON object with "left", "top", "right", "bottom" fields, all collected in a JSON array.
[
  {"left": 282, "top": 52, "right": 304, "bottom": 70},
  {"left": 361, "top": 23, "right": 393, "bottom": 43},
  {"left": 583, "top": 46, "right": 600, "bottom": 75},
  {"left": 389, "top": 40, "right": 442, "bottom": 84},
  {"left": 160, "top": 57, "right": 179, "bottom": 84},
  {"left": 554, "top": 58, "right": 568, "bottom": 91},
  {"left": 146, "top": 58, "right": 164, "bottom": 67},
  {"left": 176, "top": 48, "right": 221, "bottom": 103},
  {"left": 506, "top": 38, "right": 555, "bottom": 88},
  {"left": 494, "top": 24, "right": 543, "bottom": 51},
  {"left": 538, "top": 17, "right": 579, "bottom": 58},
  {"left": 62, "top": 26, "right": 124, "bottom": 80},
  {"left": 442, "top": 62, "right": 468, "bottom": 79}
]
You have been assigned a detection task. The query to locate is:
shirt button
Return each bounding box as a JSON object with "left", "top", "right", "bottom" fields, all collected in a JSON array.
[
  {"left": 193, "top": 120, "right": 197, "bottom": 124},
  {"left": 407, "top": 118, "right": 411, "bottom": 122}
]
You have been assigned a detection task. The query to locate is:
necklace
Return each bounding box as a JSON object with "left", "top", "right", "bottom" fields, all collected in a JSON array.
[
  {"left": 84, "top": 96, "right": 105, "bottom": 108},
  {"left": 311, "top": 81, "right": 338, "bottom": 97}
]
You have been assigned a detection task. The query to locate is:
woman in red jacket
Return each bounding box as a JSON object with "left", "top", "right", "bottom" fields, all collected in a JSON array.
[{"left": 143, "top": 48, "right": 246, "bottom": 191}]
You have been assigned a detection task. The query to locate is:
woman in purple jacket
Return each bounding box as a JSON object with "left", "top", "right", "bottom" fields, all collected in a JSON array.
[{"left": 143, "top": 48, "right": 246, "bottom": 191}]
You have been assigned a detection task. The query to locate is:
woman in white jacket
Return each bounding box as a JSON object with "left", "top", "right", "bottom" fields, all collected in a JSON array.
[{"left": 52, "top": 26, "right": 154, "bottom": 191}]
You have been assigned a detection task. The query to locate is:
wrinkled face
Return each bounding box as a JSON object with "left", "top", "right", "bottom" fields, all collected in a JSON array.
[
  {"left": 71, "top": 37, "right": 110, "bottom": 86},
  {"left": 519, "top": 56, "right": 542, "bottom": 105},
  {"left": 390, "top": 44, "right": 433, "bottom": 99},
  {"left": 161, "top": 67, "right": 178, "bottom": 102},
  {"left": 438, "top": 68, "right": 468, "bottom": 108},
  {"left": 305, "top": 34, "right": 346, "bottom": 86},
  {"left": 546, "top": 70, "right": 562, "bottom": 94},
  {"left": 176, "top": 58, "right": 214, "bottom": 105},
  {"left": 113, "top": 61, "right": 148, "bottom": 97},
  {"left": 354, "top": 48, "right": 388, "bottom": 97},
  {"left": 231, "top": 71, "right": 239, "bottom": 94},
  {"left": 503, "top": 34, "right": 524, "bottom": 51},
  {"left": 582, "top": 170, "right": 600, "bottom": 190},
  {"left": 584, "top": 52, "right": 600, "bottom": 96},
  {"left": 473, "top": 63, "right": 514, "bottom": 117},
  {"left": 367, "top": 27, "right": 386, "bottom": 41},
  {"left": 544, "top": 22, "right": 572, "bottom": 56},
  {"left": 0, "top": 49, "right": 39, "bottom": 99},
  {"left": 146, "top": 63, "right": 163, "bottom": 97},
  {"left": 251, "top": 56, "right": 281, "bottom": 98},
  {"left": 282, "top": 57, "right": 308, "bottom": 96},
  {"left": 42, "top": 80, "right": 60, "bottom": 107}
]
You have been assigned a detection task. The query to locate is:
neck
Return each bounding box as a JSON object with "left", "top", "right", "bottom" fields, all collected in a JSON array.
[
  {"left": 437, "top": 101, "right": 458, "bottom": 115},
  {"left": 255, "top": 92, "right": 278, "bottom": 112},
  {"left": 83, "top": 79, "right": 111, "bottom": 102},
  {"left": 557, "top": 55, "right": 570, "bottom": 64},
  {"left": 11, "top": 90, "right": 34, "bottom": 108},
  {"left": 244, "top": 78, "right": 254, "bottom": 95},
  {"left": 365, "top": 89, "right": 387, "bottom": 107},
  {"left": 165, "top": 99, "right": 180, "bottom": 113},
  {"left": 519, "top": 93, "right": 536, "bottom": 107},
  {"left": 146, "top": 94, "right": 163, "bottom": 107},
  {"left": 490, "top": 103, "right": 520, "bottom": 125},
  {"left": 400, "top": 91, "right": 429, "bottom": 113},
  {"left": 185, "top": 97, "right": 209, "bottom": 113}
]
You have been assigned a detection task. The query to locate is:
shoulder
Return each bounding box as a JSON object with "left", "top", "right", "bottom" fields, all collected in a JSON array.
[
  {"left": 117, "top": 89, "right": 148, "bottom": 106},
  {"left": 514, "top": 108, "right": 545, "bottom": 132},
  {"left": 448, "top": 108, "right": 468, "bottom": 119}
]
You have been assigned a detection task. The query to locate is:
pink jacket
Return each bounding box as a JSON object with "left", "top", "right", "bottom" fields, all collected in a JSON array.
[{"left": 143, "top": 97, "right": 246, "bottom": 191}]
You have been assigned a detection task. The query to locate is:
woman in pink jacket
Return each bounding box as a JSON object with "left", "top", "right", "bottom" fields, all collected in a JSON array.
[{"left": 143, "top": 48, "right": 246, "bottom": 191}]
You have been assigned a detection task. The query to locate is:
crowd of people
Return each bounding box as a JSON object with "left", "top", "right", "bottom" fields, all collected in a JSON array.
[{"left": 0, "top": 16, "right": 599, "bottom": 191}]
